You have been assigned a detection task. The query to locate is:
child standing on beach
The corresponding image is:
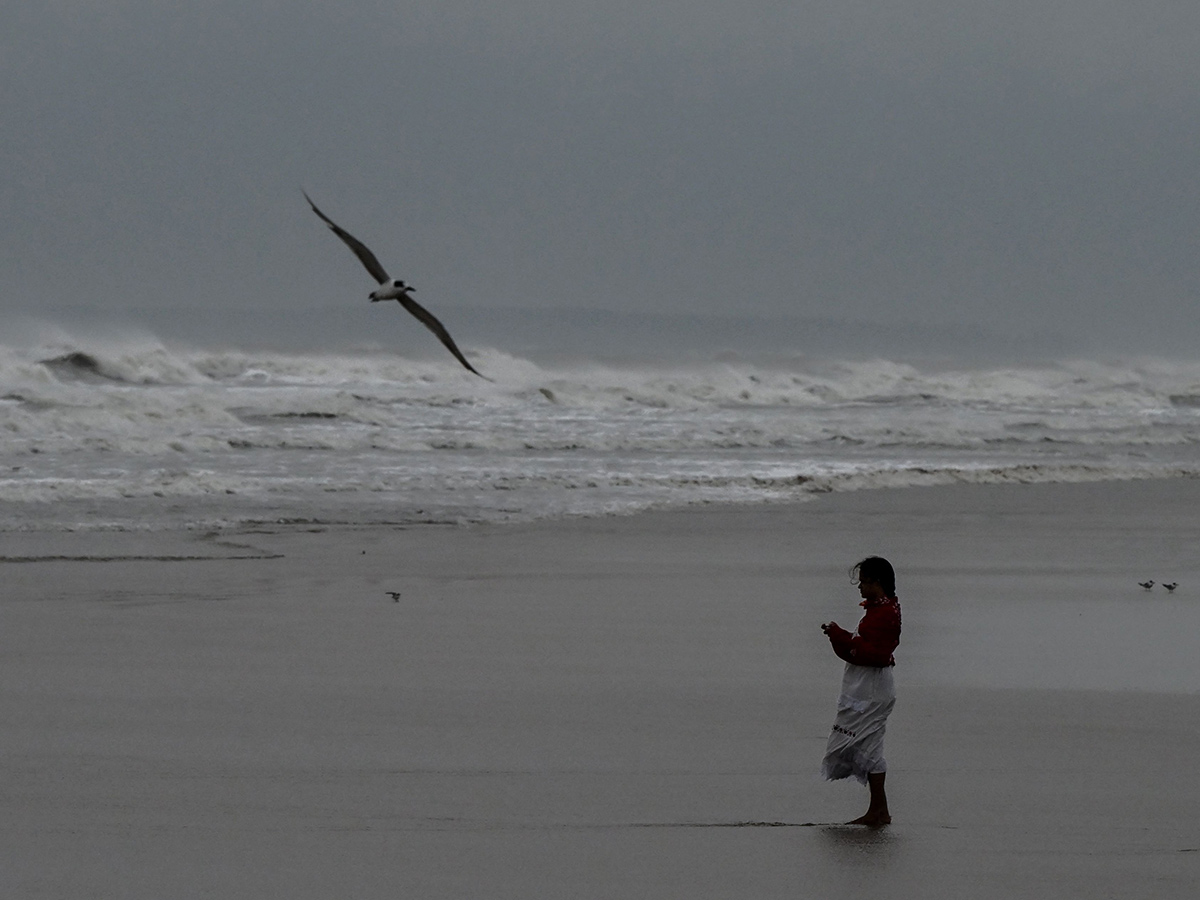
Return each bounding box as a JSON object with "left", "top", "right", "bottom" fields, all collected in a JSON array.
[{"left": 820, "top": 556, "right": 902, "bottom": 827}]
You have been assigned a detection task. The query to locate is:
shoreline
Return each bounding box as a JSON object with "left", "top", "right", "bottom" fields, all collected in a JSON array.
[
  {"left": 4, "top": 464, "right": 1198, "bottom": 537},
  {"left": 4, "top": 478, "right": 1200, "bottom": 897}
]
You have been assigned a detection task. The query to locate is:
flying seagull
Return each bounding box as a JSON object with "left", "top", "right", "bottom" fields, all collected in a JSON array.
[{"left": 304, "top": 192, "right": 486, "bottom": 378}]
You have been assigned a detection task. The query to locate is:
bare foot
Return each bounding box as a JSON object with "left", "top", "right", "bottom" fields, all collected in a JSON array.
[{"left": 847, "top": 812, "right": 891, "bottom": 827}]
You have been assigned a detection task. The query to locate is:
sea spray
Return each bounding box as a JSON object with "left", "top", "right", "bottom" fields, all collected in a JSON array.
[{"left": 2, "top": 334, "right": 1198, "bottom": 531}]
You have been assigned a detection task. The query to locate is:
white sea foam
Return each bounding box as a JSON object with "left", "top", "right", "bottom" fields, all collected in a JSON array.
[{"left": 2, "top": 334, "right": 1199, "bottom": 531}]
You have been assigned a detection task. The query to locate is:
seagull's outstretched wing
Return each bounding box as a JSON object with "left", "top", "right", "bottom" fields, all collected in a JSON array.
[
  {"left": 398, "top": 295, "right": 489, "bottom": 380},
  {"left": 304, "top": 191, "right": 390, "bottom": 285},
  {"left": 304, "top": 191, "right": 489, "bottom": 379}
]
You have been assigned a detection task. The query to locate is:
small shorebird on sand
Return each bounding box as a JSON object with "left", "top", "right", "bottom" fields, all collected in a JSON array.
[
  {"left": 1163, "top": 583, "right": 1178, "bottom": 593},
  {"left": 1138, "top": 580, "right": 1155, "bottom": 591}
]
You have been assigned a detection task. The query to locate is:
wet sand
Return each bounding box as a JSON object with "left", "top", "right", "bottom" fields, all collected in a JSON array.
[{"left": 3, "top": 479, "right": 1200, "bottom": 898}]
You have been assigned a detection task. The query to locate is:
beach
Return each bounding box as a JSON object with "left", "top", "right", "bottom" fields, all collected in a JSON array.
[{"left": 4, "top": 478, "right": 1200, "bottom": 898}]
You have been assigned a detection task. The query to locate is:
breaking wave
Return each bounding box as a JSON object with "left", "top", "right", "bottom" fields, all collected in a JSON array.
[{"left": 2, "top": 331, "right": 1199, "bottom": 530}]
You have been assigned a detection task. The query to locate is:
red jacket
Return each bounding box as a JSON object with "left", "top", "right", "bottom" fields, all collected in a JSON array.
[{"left": 825, "top": 596, "right": 901, "bottom": 667}]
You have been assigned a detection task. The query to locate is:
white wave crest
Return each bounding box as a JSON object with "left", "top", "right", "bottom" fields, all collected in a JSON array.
[{"left": 4, "top": 330, "right": 1200, "bottom": 531}]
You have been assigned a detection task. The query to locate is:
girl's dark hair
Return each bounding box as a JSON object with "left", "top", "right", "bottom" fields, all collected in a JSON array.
[{"left": 852, "top": 556, "right": 896, "bottom": 596}]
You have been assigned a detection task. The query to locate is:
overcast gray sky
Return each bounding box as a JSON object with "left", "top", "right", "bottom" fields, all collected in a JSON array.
[{"left": 2, "top": 1, "right": 1198, "bottom": 352}]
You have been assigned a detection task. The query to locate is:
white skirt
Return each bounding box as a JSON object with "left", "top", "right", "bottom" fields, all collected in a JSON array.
[{"left": 820, "top": 663, "right": 896, "bottom": 784}]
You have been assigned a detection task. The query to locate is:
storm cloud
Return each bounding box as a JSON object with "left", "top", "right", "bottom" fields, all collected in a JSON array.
[{"left": 3, "top": 1, "right": 1198, "bottom": 354}]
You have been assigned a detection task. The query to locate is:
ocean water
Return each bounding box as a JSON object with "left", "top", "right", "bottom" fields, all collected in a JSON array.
[{"left": 2, "top": 331, "right": 1199, "bottom": 532}]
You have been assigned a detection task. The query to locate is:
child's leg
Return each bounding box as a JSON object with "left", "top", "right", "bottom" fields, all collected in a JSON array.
[{"left": 849, "top": 772, "right": 891, "bottom": 826}]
